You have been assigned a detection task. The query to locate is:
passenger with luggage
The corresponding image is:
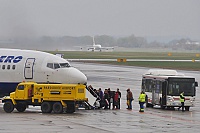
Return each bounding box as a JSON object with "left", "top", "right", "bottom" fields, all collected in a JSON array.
[
  {"left": 113, "top": 91, "right": 119, "bottom": 109},
  {"left": 126, "top": 88, "right": 134, "bottom": 110}
]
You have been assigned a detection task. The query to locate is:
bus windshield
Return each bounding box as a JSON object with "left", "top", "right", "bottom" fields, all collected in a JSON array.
[{"left": 168, "top": 78, "right": 195, "bottom": 96}]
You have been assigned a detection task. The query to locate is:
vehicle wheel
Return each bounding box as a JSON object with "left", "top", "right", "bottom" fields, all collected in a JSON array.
[
  {"left": 66, "top": 103, "right": 75, "bottom": 113},
  {"left": 185, "top": 106, "right": 190, "bottom": 111},
  {"left": 3, "top": 101, "right": 14, "bottom": 113},
  {"left": 16, "top": 102, "right": 26, "bottom": 112},
  {"left": 161, "top": 105, "right": 165, "bottom": 109},
  {"left": 41, "top": 102, "right": 52, "bottom": 113},
  {"left": 53, "top": 102, "right": 63, "bottom": 114}
]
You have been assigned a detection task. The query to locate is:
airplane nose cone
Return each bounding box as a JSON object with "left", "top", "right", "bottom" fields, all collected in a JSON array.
[{"left": 67, "top": 67, "right": 87, "bottom": 84}]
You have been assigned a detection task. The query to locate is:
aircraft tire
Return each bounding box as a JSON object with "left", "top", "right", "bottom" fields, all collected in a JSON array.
[
  {"left": 41, "top": 102, "right": 52, "bottom": 113},
  {"left": 16, "top": 102, "right": 26, "bottom": 112},
  {"left": 3, "top": 101, "right": 14, "bottom": 113},
  {"left": 53, "top": 102, "right": 63, "bottom": 114}
]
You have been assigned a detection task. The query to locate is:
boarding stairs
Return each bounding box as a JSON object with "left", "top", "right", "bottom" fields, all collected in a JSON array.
[{"left": 85, "top": 86, "right": 100, "bottom": 109}]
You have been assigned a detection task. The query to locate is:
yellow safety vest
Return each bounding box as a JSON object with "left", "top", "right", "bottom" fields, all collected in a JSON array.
[
  {"left": 180, "top": 93, "right": 185, "bottom": 102},
  {"left": 139, "top": 93, "right": 146, "bottom": 102}
]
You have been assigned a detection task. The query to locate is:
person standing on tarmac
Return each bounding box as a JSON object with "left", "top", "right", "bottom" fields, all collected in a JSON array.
[
  {"left": 126, "top": 88, "right": 133, "bottom": 110},
  {"left": 179, "top": 91, "right": 185, "bottom": 112},
  {"left": 104, "top": 89, "right": 109, "bottom": 109},
  {"left": 138, "top": 91, "right": 146, "bottom": 112},
  {"left": 98, "top": 88, "right": 103, "bottom": 108},
  {"left": 107, "top": 88, "right": 111, "bottom": 109},
  {"left": 116, "top": 88, "right": 121, "bottom": 109}
]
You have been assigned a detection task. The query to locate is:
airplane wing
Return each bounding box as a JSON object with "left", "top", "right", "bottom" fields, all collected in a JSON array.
[
  {"left": 100, "top": 47, "right": 114, "bottom": 50},
  {"left": 87, "top": 47, "right": 95, "bottom": 50}
]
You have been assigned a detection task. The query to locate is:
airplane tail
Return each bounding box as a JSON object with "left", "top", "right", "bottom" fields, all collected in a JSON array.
[{"left": 93, "top": 36, "right": 95, "bottom": 46}]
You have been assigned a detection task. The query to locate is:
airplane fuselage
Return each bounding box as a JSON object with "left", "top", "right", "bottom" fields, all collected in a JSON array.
[{"left": 0, "top": 48, "right": 87, "bottom": 96}]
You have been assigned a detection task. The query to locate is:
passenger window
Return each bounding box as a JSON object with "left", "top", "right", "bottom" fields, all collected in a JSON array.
[
  {"left": 7, "top": 65, "right": 10, "bottom": 70},
  {"left": 18, "top": 85, "right": 24, "bottom": 90},
  {"left": 12, "top": 65, "right": 16, "bottom": 70},
  {"left": 2, "top": 65, "right": 5, "bottom": 70},
  {"left": 54, "top": 63, "right": 60, "bottom": 69},
  {"left": 47, "top": 63, "right": 53, "bottom": 69}
]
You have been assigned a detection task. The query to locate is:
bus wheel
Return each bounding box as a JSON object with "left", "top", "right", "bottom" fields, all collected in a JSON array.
[
  {"left": 16, "top": 102, "right": 26, "bottom": 112},
  {"left": 185, "top": 106, "right": 190, "bottom": 111},
  {"left": 3, "top": 101, "right": 14, "bottom": 113},
  {"left": 66, "top": 103, "right": 75, "bottom": 113},
  {"left": 53, "top": 102, "right": 63, "bottom": 114},
  {"left": 41, "top": 102, "right": 52, "bottom": 113},
  {"left": 161, "top": 105, "right": 165, "bottom": 109}
]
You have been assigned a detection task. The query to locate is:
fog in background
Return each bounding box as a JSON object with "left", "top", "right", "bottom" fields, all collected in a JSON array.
[{"left": 0, "top": 0, "right": 200, "bottom": 50}]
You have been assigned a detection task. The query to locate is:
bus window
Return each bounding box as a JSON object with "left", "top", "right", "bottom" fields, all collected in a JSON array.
[
  {"left": 168, "top": 78, "right": 196, "bottom": 96},
  {"left": 142, "top": 79, "right": 146, "bottom": 91},
  {"left": 156, "top": 81, "right": 162, "bottom": 93},
  {"left": 168, "top": 84, "right": 173, "bottom": 95},
  {"left": 143, "top": 79, "right": 153, "bottom": 92}
]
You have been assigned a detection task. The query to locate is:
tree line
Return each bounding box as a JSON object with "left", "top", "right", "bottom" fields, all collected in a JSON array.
[{"left": 1, "top": 35, "right": 200, "bottom": 51}]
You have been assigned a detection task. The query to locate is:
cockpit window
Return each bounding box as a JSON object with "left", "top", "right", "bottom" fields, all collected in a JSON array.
[
  {"left": 47, "top": 63, "right": 53, "bottom": 69},
  {"left": 47, "top": 63, "right": 70, "bottom": 69},
  {"left": 54, "top": 63, "right": 60, "bottom": 69},
  {"left": 60, "top": 63, "right": 70, "bottom": 68}
]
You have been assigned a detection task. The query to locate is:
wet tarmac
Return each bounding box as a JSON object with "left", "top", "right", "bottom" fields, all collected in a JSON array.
[{"left": 0, "top": 62, "right": 200, "bottom": 133}]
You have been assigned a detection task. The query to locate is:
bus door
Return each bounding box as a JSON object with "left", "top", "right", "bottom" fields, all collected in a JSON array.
[
  {"left": 24, "top": 58, "right": 35, "bottom": 79},
  {"left": 152, "top": 80, "right": 160, "bottom": 105},
  {"left": 161, "top": 81, "right": 167, "bottom": 106}
]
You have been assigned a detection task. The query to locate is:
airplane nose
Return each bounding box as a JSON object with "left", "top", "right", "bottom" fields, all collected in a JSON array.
[{"left": 67, "top": 67, "right": 87, "bottom": 84}]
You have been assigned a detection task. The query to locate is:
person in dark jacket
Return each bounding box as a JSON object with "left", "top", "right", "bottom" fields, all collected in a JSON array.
[
  {"left": 98, "top": 88, "right": 103, "bottom": 108},
  {"left": 107, "top": 88, "right": 111, "bottom": 109},
  {"left": 126, "top": 88, "right": 133, "bottom": 110},
  {"left": 116, "top": 88, "right": 121, "bottom": 109},
  {"left": 104, "top": 89, "right": 109, "bottom": 109}
]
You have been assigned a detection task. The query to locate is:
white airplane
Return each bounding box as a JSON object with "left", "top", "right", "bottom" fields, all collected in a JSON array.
[
  {"left": 0, "top": 48, "right": 87, "bottom": 96},
  {"left": 87, "top": 37, "right": 114, "bottom": 51}
]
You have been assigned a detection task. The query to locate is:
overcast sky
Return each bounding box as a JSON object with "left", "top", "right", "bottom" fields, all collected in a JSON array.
[{"left": 0, "top": 0, "right": 200, "bottom": 40}]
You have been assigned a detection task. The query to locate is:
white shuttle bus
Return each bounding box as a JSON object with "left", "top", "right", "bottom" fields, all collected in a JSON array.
[{"left": 142, "top": 69, "right": 198, "bottom": 111}]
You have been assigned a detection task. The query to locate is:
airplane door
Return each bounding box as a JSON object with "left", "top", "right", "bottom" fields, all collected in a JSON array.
[{"left": 24, "top": 58, "right": 35, "bottom": 79}]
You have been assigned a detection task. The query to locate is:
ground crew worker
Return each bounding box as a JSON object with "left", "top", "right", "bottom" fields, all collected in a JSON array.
[
  {"left": 138, "top": 91, "right": 146, "bottom": 112},
  {"left": 179, "top": 92, "right": 185, "bottom": 112},
  {"left": 126, "top": 88, "right": 133, "bottom": 110}
]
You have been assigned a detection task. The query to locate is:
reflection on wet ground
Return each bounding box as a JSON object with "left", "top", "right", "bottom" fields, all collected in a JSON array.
[{"left": 0, "top": 62, "right": 200, "bottom": 133}]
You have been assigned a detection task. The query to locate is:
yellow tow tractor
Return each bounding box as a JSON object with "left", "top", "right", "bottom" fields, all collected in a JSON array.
[{"left": 2, "top": 82, "right": 87, "bottom": 113}]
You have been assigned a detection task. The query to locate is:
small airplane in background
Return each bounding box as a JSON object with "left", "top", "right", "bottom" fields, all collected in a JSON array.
[{"left": 87, "top": 37, "right": 114, "bottom": 52}]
